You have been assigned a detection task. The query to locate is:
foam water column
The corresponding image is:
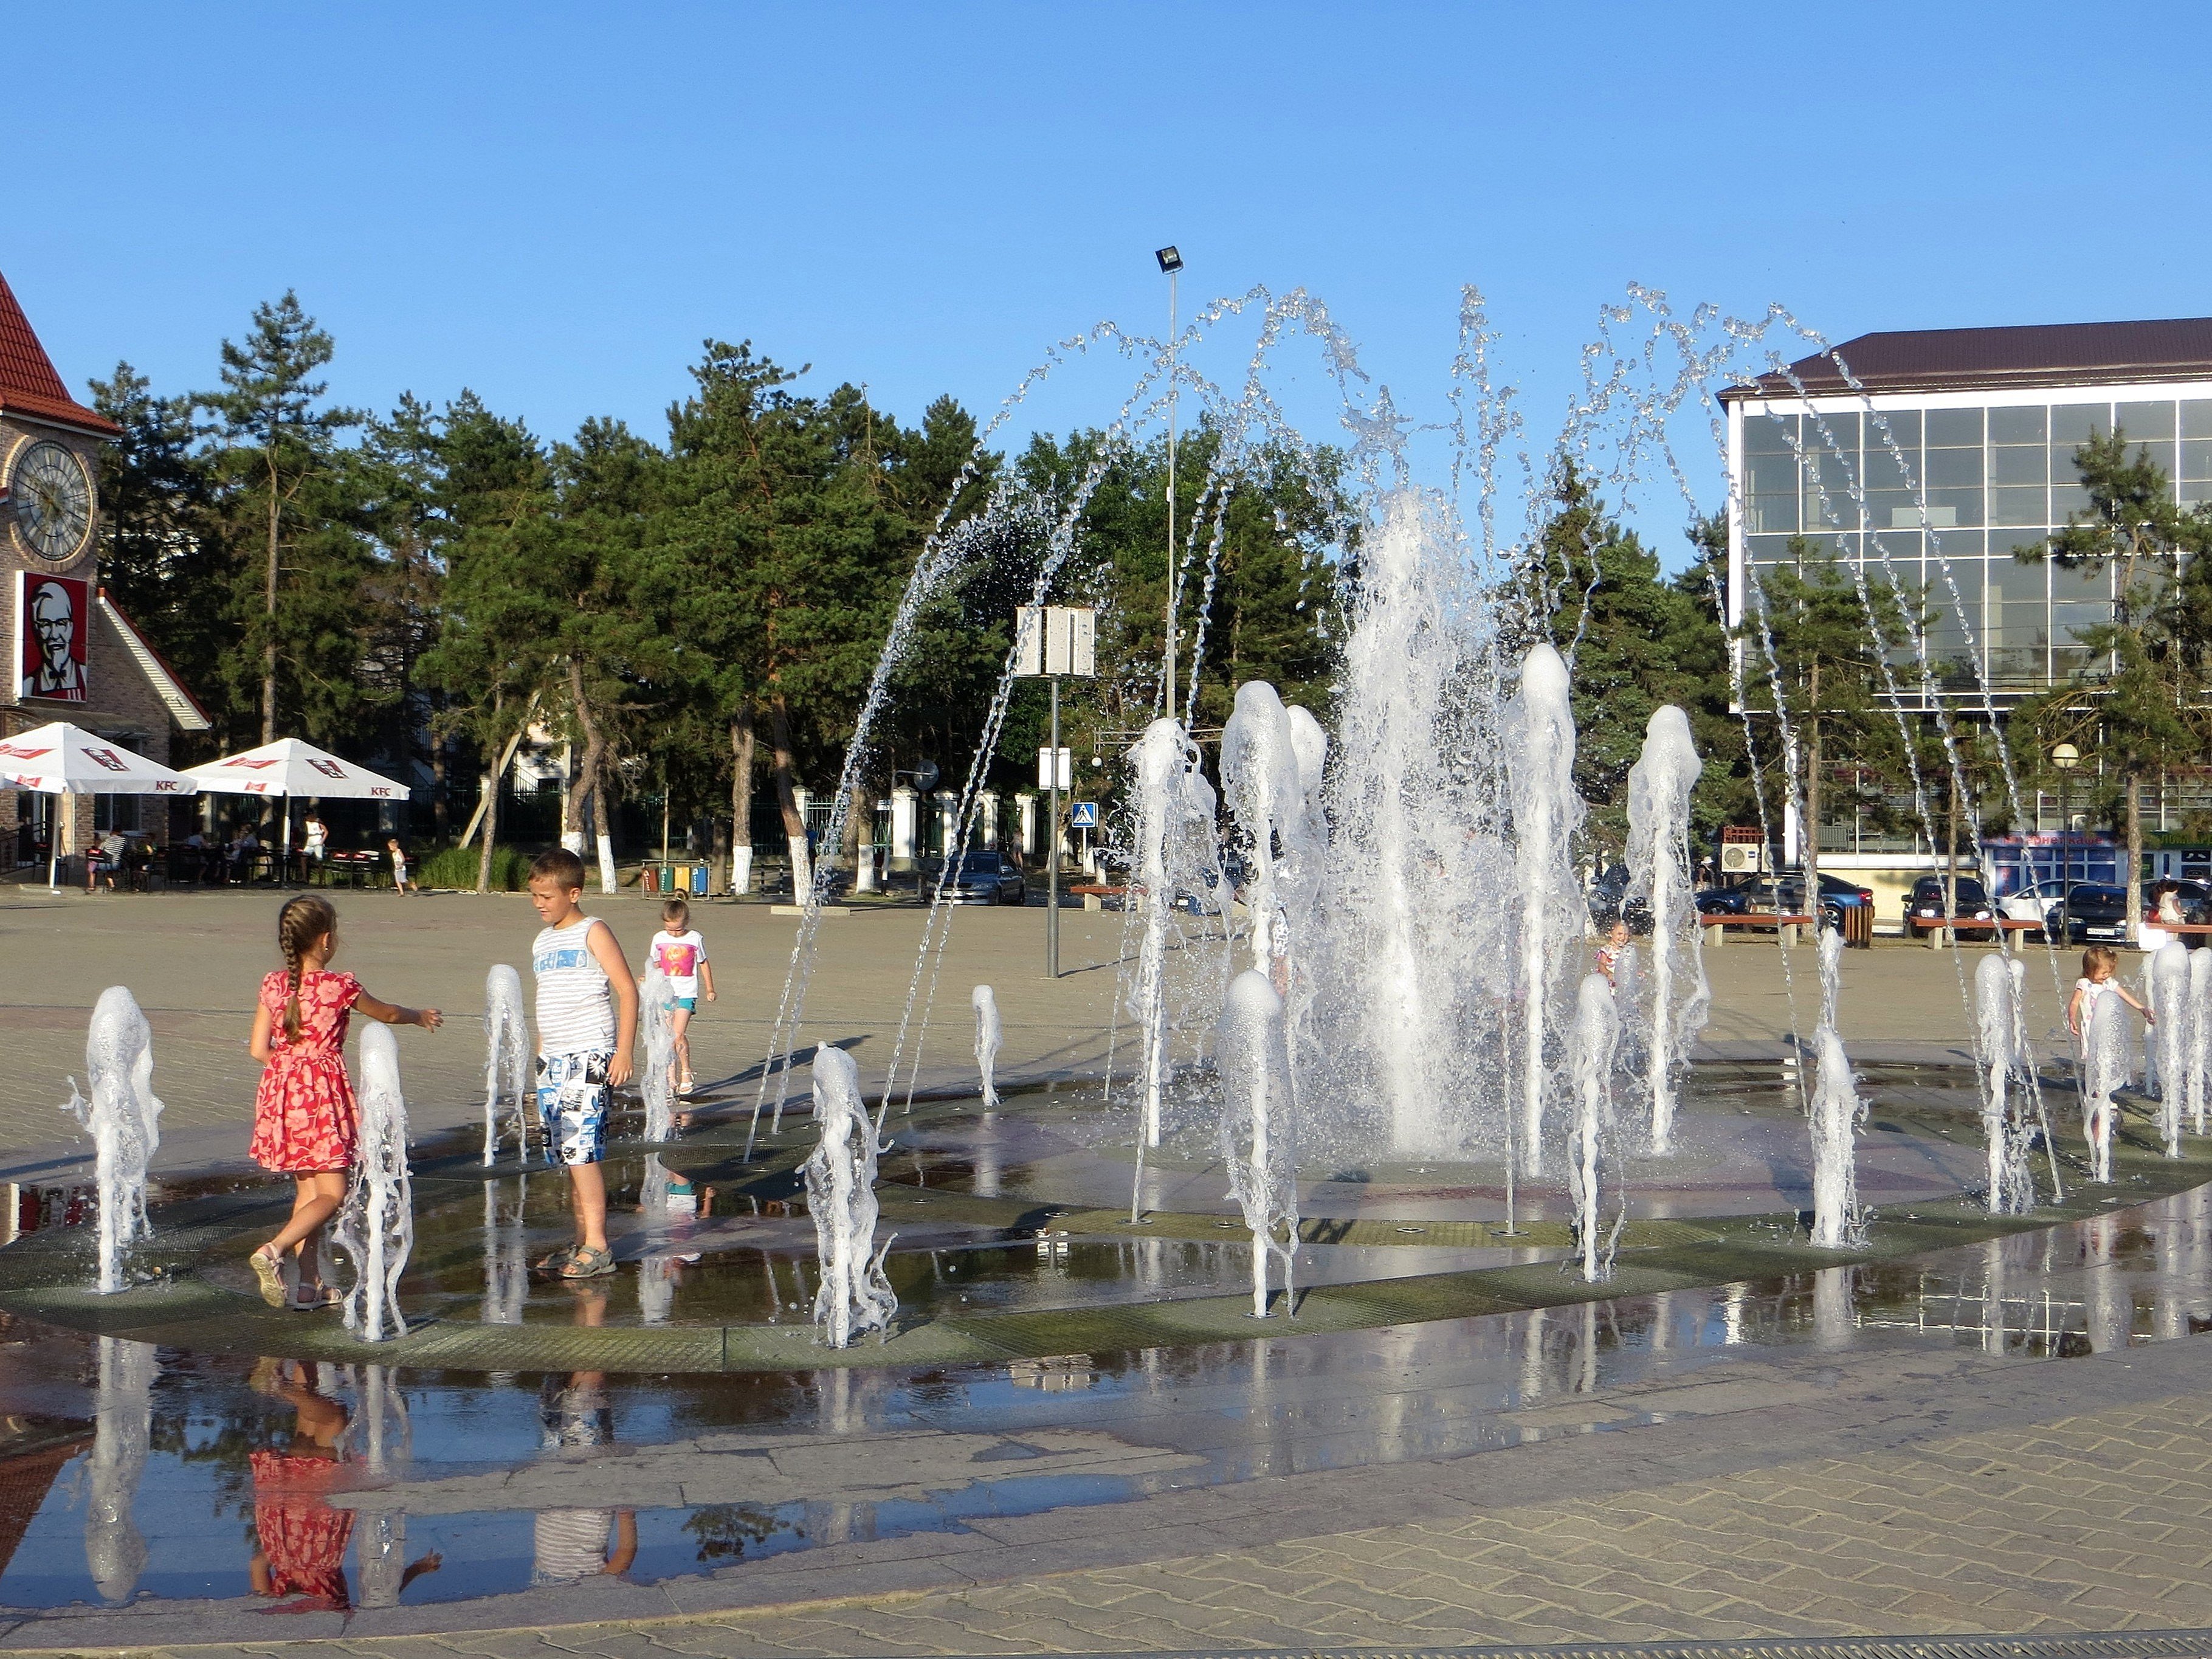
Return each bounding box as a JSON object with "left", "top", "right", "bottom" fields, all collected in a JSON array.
[
  {"left": 1216, "top": 970, "right": 1298, "bottom": 1317},
  {"left": 2191, "top": 949, "right": 2212, "bottom": 1136},
  {"left": 1624, "top": 705, "right": 1709, "bottom": 1155},
  {"left": 84, "top": 1336, "right": 153, "bottom": 1604},
  {"left": 972, "top": 984, "right": 1002, "bottom": 1107},
  {"left": 1566, "top": 973, "right": 1619, "bottom": 1281},
  {"left": 61, "top": 987, "right": 164, "bottom": 1295},
  {"left": 2084, "top": 989, "right": 2129, "bottom": 1184},
  {"left": 1973, "top": 953, "right": 2031, "bottom": 1214},
  {"left": 639, "top": 968, "right": 677, "bottom": 1145},
  {"left": 1130, "top": 719, "right": 1184, "bottom": 1150},
  {"left": 481, "top": 965, "right": 531, "bottom": 1165},
  {"left": 337, "top": 1023, "right": 413, "bottom": 1342},
  {"left": 1808, "top": 931, "right": 1866, "bottom": 1248},
  {"left": 2153, "top": 942, "right": 2190, "bottom": 1158},
  {"left": 1502, "top": 643, "right": 1582, "bottom": 1176},
  {"left": 803, "top": 1046, "right": 897, "bottom": 1348}
]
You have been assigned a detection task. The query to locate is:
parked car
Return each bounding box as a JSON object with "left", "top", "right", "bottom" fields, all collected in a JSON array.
[
  {"left": 2059, "top": 883, "right": 2129, "bottom": 945},
  {"left": 1696, "top": 874, "right": 1852, "bottom": 934},
  {"left": 1587, "top": 863, "right": 1652, "bottom": 934},
  {"left": 943, "top": 850, "right": 1028, "bottom": 906},
  {"left": 1999, "top": 877, "right": 2074, "bottom": 936},
  {"left": 1904, "top": 875, "right": 1997, "bottom": 940}
]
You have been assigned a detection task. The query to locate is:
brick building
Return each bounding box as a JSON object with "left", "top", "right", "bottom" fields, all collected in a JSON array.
[{"left": 0, "top": 270, "right": 208, "bottom": 869}]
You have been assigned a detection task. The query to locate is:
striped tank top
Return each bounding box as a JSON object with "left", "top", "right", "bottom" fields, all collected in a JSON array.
[{"left": 532, "top": 917, "right": 615, "bottom": 1055}]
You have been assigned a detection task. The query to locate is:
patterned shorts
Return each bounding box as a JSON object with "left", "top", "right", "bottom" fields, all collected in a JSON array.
[{"left": 536, "top": 1050, "right": 612, "bottom": 1165}]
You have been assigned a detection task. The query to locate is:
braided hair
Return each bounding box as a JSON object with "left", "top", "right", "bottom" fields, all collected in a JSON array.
[{"left": 277, "top": 895, "right": 338, "bottom": 1043}]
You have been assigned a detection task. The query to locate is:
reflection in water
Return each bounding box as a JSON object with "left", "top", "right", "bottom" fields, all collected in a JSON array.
[
  {"left": 84, "top": 1337, "right": 151, "bottom": 1604},
  {"left": 0, "top": 1185, "right": 2207, "bottom": 1615}
]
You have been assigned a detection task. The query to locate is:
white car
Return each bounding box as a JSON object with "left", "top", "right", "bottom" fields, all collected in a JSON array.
[{"left": 1999, "top": 878, "right": 2073, "bottom": 932}]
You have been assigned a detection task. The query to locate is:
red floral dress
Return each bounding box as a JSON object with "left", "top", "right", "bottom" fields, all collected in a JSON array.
[
  {"left": 250, "top": 1448, "right": 355, "bottom": 1607},
  {"left": 251, "top": 970, "right": 361, "bottom": 1173}
]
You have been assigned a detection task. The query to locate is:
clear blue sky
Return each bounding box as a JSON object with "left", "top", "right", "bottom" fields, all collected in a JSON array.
[{"left": 17, "top": 2, "right": 2212, "bottom": 562}]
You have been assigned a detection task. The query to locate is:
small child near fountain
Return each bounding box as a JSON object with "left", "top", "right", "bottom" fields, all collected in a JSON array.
[
  {"left": 247, "top": 895, "right": 444, "bottom": 1311},
  {"left": 1596, "top": 916, "right": 1631, "bottom": 986},
  {"left": 648, "top": 897, "right": 715, "bottom": 1099},
  {"left": 2069, "top": 946, "right": 2154, "bottom": 1038},
  {"left": 527, "top": 848, "right": 639, "bottom": 1280}
]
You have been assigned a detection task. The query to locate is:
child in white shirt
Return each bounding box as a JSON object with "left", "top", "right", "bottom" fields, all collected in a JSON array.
[{"left": 649, "top": 898, "right": 715, "bottom": 1096}]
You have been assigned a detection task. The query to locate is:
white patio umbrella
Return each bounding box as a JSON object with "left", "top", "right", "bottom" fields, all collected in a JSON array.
[
  {"left": 0, "top": 722, "right": 199, "bottom": 892},
  {"left": 182, "top": 738, "right": 410, "bottom": 875}
]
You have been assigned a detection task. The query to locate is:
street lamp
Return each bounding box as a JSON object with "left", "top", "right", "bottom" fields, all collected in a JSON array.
[
  {"left": 1156, "top": 246, "right": 1182, "bottom": 719},
  {"left": 2052, "top": 741, "right": 2080, "bottom": 944}
]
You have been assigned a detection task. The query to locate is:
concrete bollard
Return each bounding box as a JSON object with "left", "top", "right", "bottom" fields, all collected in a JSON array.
[{"left": 1704, "top": 921, "right": 1724, "bottom": 948}]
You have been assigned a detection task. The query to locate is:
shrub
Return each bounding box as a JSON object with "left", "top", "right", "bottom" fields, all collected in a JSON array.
[{"left": 418, "top": 843, "right": 536, "bottom": 891}]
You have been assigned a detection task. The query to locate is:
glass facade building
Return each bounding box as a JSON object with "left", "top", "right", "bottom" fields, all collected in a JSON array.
[{"left": 1724, "top": 320, "right": 2212, "bottom": 701}]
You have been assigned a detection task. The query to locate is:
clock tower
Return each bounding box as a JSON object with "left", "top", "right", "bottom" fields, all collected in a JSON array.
[{"left": 0, "top": 269, "right": 209, "bottom": 872}]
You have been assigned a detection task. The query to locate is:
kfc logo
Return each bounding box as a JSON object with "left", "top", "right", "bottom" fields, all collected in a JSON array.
[
  {"left": 154, "top": 779, "right": 183, "bottom": 792},
  {"left": 308, "top": 757, "right": 347, "bottom": 780},
  {"left": 368, "top": 786, "right": 394, "bottom": 798},
  {"left": 221, "top": 757, "right": 283, "bottom": 770},
  {"left": 15, "top": 573, "right": 89, "bottom": 703},
  {"left": 80, "top": 747, "right": 129, "bottom": 773}
]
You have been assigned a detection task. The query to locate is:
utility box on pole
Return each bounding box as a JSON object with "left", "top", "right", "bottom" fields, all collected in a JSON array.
[{"left": 1015, "top": 605, "right": 1096, "bottom": 978}]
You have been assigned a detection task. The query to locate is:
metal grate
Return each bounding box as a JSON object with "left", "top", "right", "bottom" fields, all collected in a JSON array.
[{"left": 978, "top": 1635, "right": 2212, "bottom": 1659}]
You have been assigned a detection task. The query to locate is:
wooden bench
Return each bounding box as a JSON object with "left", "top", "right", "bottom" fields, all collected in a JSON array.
[
  {"left": 1700, "top": 912, "right": 1816, "bottom": 948},
  {"left": 1069, "top": 883, "right": 1126, "bottom": 913}
]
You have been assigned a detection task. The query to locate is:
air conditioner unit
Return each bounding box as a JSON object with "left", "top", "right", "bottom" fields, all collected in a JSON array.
[{"left": 1721, "top": 843, "right": 1765, "bottom": 874}]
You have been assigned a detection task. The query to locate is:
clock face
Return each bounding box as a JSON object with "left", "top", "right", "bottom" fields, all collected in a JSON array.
[{"left": 11, "top": 440, "right": 92, "bottom": 564}]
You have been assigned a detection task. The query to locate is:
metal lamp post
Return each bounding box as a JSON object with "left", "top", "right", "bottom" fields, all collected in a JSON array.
[
  {"left": 1017, "top": 606, "right": 1094, "bottom": 978},
  {"left": 2052, "top": 741, "right": 2079, "bottom": 944},
  {"left": 1156, "top": 245, "right": 1182, "bottom": 718}
]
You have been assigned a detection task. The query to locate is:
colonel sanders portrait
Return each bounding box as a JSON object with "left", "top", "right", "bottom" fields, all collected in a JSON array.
[{"left": 26, "top": 579, "right": 85, "bottom": 701}]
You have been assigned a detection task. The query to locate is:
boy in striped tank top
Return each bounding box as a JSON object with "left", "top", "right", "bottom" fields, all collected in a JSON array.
[{"left": 527, "top": 848, "right": 639, "bottom": 1279}]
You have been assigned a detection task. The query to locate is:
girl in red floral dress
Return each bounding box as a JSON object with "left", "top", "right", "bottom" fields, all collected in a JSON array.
[{"left": 247, "top": 895, "right": 443, "bottom": 1311}]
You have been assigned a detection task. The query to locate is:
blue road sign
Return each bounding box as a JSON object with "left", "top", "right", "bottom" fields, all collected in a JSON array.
[{"left": 1070, "top": 801, "right": 1099, "bottom": 829}]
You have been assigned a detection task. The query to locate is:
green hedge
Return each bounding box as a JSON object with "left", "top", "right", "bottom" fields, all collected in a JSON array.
[{"left": 417, "top": 843, "right": 536, "bottom": 891}]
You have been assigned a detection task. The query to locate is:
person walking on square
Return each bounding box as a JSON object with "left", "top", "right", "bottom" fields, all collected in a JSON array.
[
  {"left": 303, "top": 811, "right": 328, "bottom": 868},
  {"left": 387, "top": 837, "right": 418, "bottom": 895},
  {"left": 528, "top": 849, "right": 638, "bottom": 1280},
  {"left": 247, "top": 895, "right": 443, "bottom": 1311},
  {"left": 648, "top": 897, "right": 715, "bottom": 1098}
]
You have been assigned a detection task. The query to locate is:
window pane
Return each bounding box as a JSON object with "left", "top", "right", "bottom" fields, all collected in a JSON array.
[
  {"left": 1990, "top": 405, "right": 2047, "bottom": 445},
  {"left": 2116, "top": 399, "right": 2177, "bottom": 441},
  {"left": 1996, "top": 532, "right": 2049, "bottom": 566},
  {"left": 1746, "top": 492, "right": 1797, "bottom": 534},
  {"left": 2182, "top": 438, "right": 2212, "bottom": 480},
  {"left": 1923, "top": 489, "right": 1980, "bottom": 528},
  {"left": 1926, "top": 407, "right": 1983, "bottom": 447},
  {"left": 2050, "top": 403, "right": 2110, "bottom": 445},
  {"left": 2051, "top": 560, "right": 2111, "bottom": 602},
  {"left": 2185, "top": 400, "right": 2212, "bottom": 441},
  {"left": 2183, "top": 478, "right": 2212, "bottom": 507},
  {"left": 1746, "top": 534, "right": 1797, "bottom": 569},
  {"left": 1926, "top": 528, "right": 1985, "bottom": 564},
  {"left": 2129, "top": 438, "right": 2177, "bottom": 485},
  {"left": 1806, "top": 410, "right": 1859, "bottom": 458},
  {"left": 1744, "top": 411, "right": 1797, "bottom": 454},
  {"left": 1867, "top": 529, "right": 1923, "bottom": 570},
  {"left": 1991, "top": 483, "right": 2048, "bottom": 525},
  {"left": 1924, "top": 447, "right": 1981, "bottom": 488},
  {"left": 1871, "top": 409, "right": 1920, "bottom": 451},
  {"left": 1991, "top": 446, "right": 2047, "bottom": 485},
  {"left": 1862, "top": 449, "right": 1910, "bottom": 492},
  {"left": 1745, "top": 453, "right": 1795, "bottom": 495},
  {"left": 2050, "top": 482, "right": 2094, "bottom": 522}
]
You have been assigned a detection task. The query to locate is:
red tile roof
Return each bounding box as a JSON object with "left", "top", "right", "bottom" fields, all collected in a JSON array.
[
  {"left": 0, "top": 270, "right": 119, "bottom": 437},
  {"left": 1723, "top": 317, "right": 2212, "bottom": 401}
]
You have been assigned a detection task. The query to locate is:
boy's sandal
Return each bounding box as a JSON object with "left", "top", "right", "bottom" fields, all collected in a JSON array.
[
  {"left": 560, "top": 1245, "right": 616, "bottom": 1280},
  {"left": 534, "top": 1243, "right": 580, "bottom": 1273},
  {"left": 249, "top": 1247, "right": 295, "bottom": 1309}
]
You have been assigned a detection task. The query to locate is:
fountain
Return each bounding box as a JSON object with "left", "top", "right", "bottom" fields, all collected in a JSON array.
[
  {"left": 1624, "top": 705, "right": 1708, "bottom": 1154},
  {"left": 972, "top": 984, "right": 1002, "bottom": 1108},
  {"left": 1501, "top": 643, "right": 1582, "bottom": 1176},
  {"left": 2153, "top": 942, "right": 2190, "bottom": 1158},
  {"left": 1973, "top": 953, "right": 2033, "bottom": 1215},
  {"left": 1565, "top": 973, "right": 1619, "bottom": 1281},
  {"left": 2083, "top": 989, "right": 2129, "bottom": 1185},
  {"left": 1127, "top": 717, "right": 1223, "bottom": 1150},
  {"left": 1221, "top": 681, "right": 1326, "bottom": 987},
  {"left": 639, "top": 968, "right": 677, "bottom": 1145},
  {"left": 481, "top": 965, "right": 531, "bottom": 1166},
  {"left": 60, "top": 987, "right": 164, "bottom": 1295},
  {"left": 1216, "top": 969, "right": 1298, "bottom": 1318},
  {"left": 2193, "top": 948, "right": 2212, "bottom": 1136},
  {"left": 1808, "top": 931, "right": 1864, "bottom": 1248},
  {"left": 802, "top": 1046, "right": 897, "bottom": 1348},
  {"left": 335, "top": 1023, "right": 412, "bottom": 1342}
]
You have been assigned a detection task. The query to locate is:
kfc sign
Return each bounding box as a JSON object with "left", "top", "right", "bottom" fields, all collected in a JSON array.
[
  {"left": 308, "top": 757, "right": 347, "bottom": 780},
  {"left": 79, "top": 747, "right": 129, "bottom": 773},
  {"left": 15, "top": 572, "right": 89, "bottom": 703}
]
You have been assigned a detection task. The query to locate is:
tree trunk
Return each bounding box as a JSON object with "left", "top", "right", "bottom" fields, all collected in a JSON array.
[
  {"left": 592, "top": 776, "right": 618, "bottom": 895},
  {"left": 2126, "top": 769, "right": 2144, "bottom": 947},
  {"left": 768, "top": 692, "right": 809, "bottom": 899},
  {"left": 729, "top": 702, "right": 756, "bottom": 862},
  {"left": 1945, "top": 777, "right": 1960, "bottom": 923},
  {"left": 563, "top": 660, "right": 605, "bottom": 843},
  {"left": 476, "top": 759, "right": 500, "bottom": 894},
  {"left": 849, "top": 777, "right": 875, "bottom": 892},
  {"left": 261, "top": 455, "right": 280, "bottom": 745},
  {"left": 430, "top": 737, "right": 449, "bottom": 839}
]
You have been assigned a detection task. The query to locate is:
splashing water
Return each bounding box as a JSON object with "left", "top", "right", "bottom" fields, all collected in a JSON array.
[
  {"left": 1126, "top": 717, "right": 1224, "bottom": 1153},
  {"left": 1809, "top": 931, "right": 1864, "bottom": 1249},
  {"left": 60, "top": 987, "right": 164, "bottom": 1295},
  {"left": 1973, "top": 954, "right": 2034, "bottom": 1215},
  {"left": 2082, "top": 987, "right": 2129, "bottom": 1185},
  {"left": 802, "top": 1046, "right": 897, "bottom": 1348},
  {"left": 481, "top": 965, "right": 531, "bottom": 1167},
  {"left": 639, "top": 968, "right": 677, "bottom": 1145},
  {"left": 2152, "top": 942, "right": 2190, "bottom": 1159},
  {"left": 1216, "top": 969, "right": 1298, "bottom": 1318},
  {"left": 85, "top": 1336, "right": 153, "bottom": 1604},
  {"left": 1566, "top": 973, "right": 1619, "bottom": 1282},
  {"left": 336, "top": 1023, "right": 412, "bottom": 1342},
  {"left": 1221, "top": 681, "right": 1325, "bottom": 985},
  {"left": 1624, "top": 705, "right": 1709, "bottom": 1154},
  {"left": 2191, "top": 948, "right": 2212, "bottom": 1137},
  {"left": 1503, "top": 643, "right": 1583, "bottom": 1176},
  {"left": 972, "top": 984, "right": 1002, "bottom": 1108}
]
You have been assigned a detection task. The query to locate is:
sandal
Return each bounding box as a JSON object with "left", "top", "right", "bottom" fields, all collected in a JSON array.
[
  {"left": 249, "top": 1247, "right": 295, "bottom": 1309},
  {"left": 289, "top": 1284, "right": 344, "bottom": 1312},
  {"left": 534, "top": 1243, "right": 580, "bottom": 1274},
  {"left": 559, "top": 1244, "right": 616, "bottom": 1280}
]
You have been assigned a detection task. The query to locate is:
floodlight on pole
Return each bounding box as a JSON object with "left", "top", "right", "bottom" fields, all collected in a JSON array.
[{"left": 2052, "top": 741, "right": 2081, "bottom": 943}]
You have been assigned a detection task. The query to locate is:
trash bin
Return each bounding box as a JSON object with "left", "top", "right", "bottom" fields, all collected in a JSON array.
[
  {"left": 689, "top": 863, "right": 709, "bottom": 897},
  {"left": 1844, "top": 902, "right": 1874, "bottom": 949}
]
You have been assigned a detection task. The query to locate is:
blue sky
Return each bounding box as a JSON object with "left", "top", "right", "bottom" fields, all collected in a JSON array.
[{"left": 16, "top": 2, "right": 2212, "bottom": 562}]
